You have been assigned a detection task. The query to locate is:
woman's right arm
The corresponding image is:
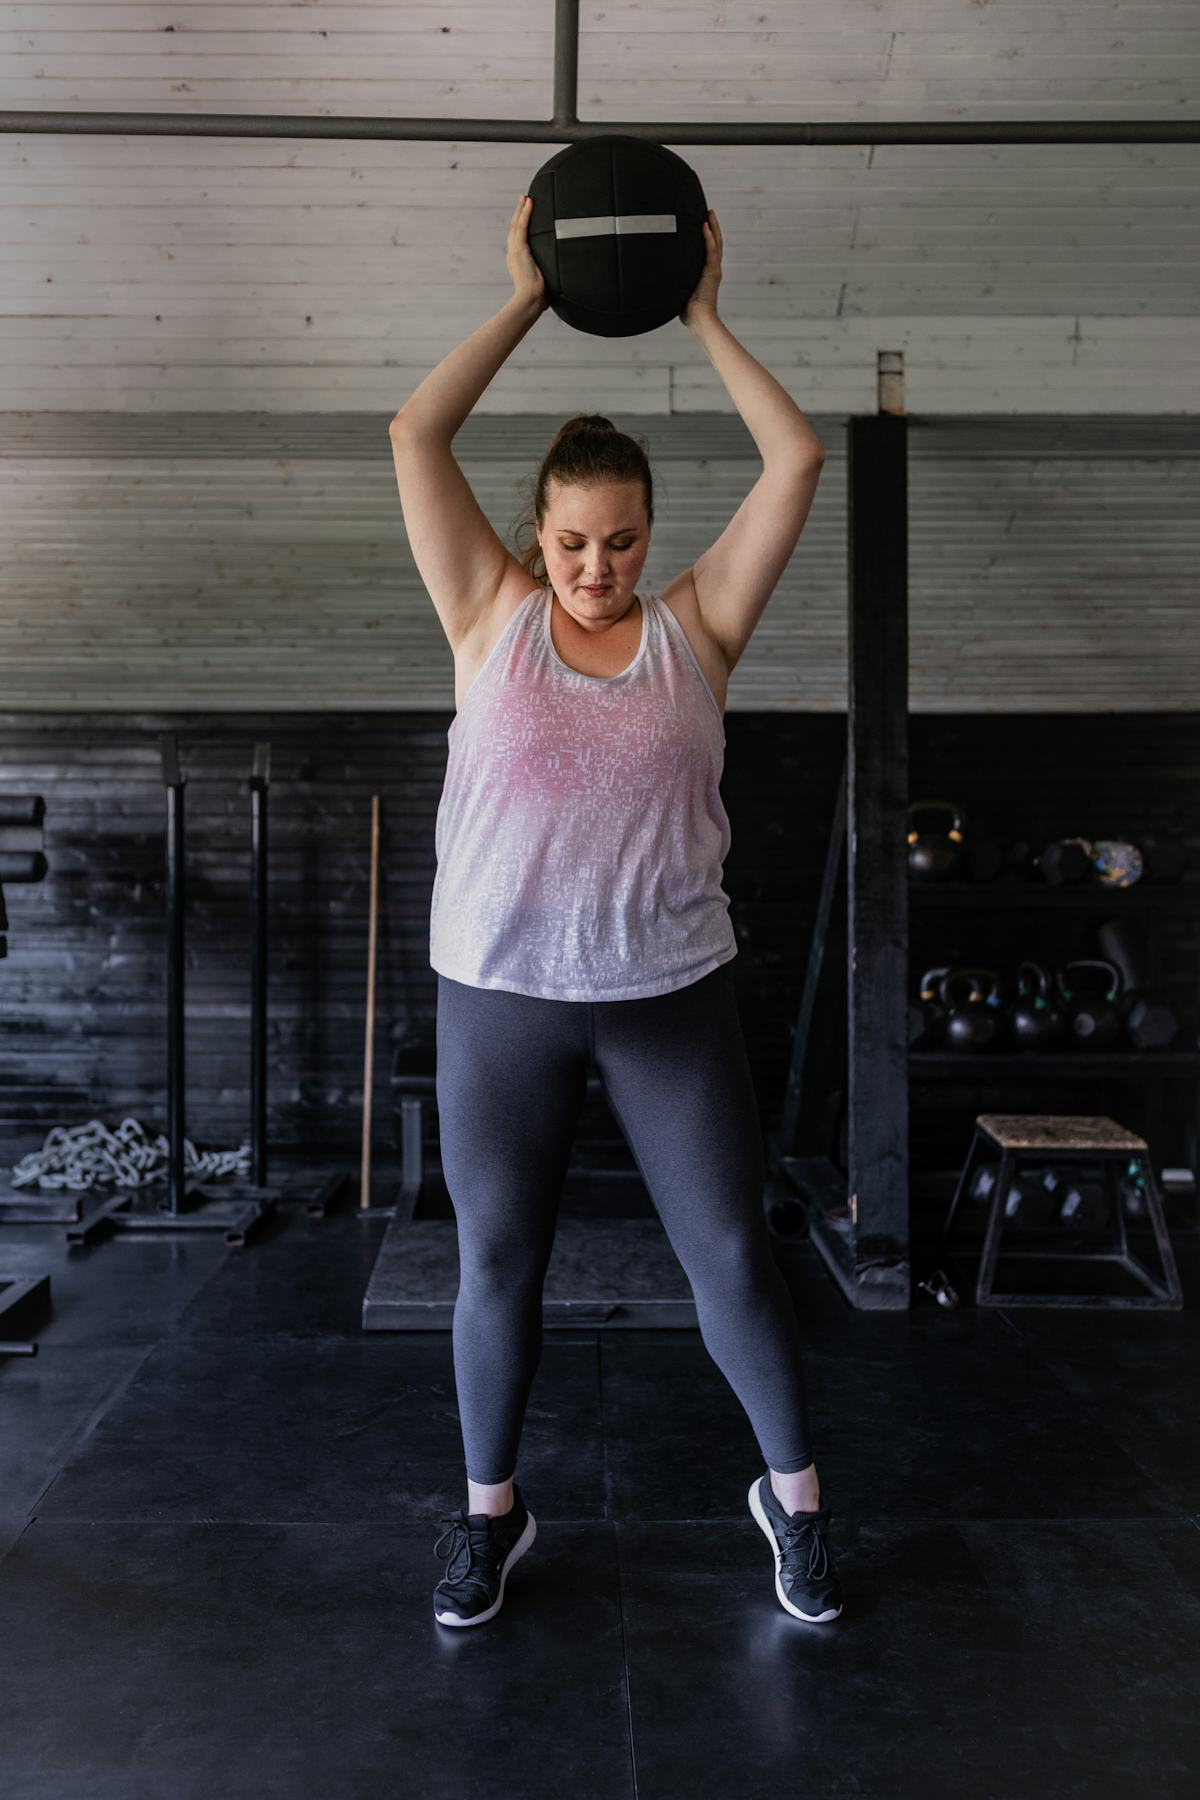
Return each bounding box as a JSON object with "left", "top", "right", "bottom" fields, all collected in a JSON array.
[
  {"left": 389, "top": 297, "right": 544, "bottom": 651},
  {"left": 389, "top": 198, "right": 548, "bottom": 650}
]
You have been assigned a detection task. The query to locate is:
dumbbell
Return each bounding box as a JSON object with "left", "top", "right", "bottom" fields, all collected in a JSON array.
[
  {"left": 1140, "top": 837, "right": 1188, "bottom": 883},
  {"left": 1118, "top": 1160, "right": 1151, "bottom": 1222},
  {"left": 1095, "top": 915, "right": 1181, "bottom": 1049},
  {"left": 1123, "top": 992, "right": 1179, "bottom": 1050},
  {"left": 964, "top": 837, "right": 1005, "bottom": 883},
  {"left": 967, "top": 1161, "right": 1000, "bottom": 1211},
  {"left": 1036, "top": 838, "right": 1092, "bottom": 885},
  {"left": 1042, "top": 1165, "right": 1109, "bottom": 1231},
  {"left": 967, "top": 1161, "right": 1057, "bottom": 1229},
  {"left": 1000, "top": 841, "right": 1038, "bottom": 886}
]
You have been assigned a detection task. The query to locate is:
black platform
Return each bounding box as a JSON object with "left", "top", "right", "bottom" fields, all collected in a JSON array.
[
  {"left": 363, "top": 1210, "right": 699, "bottom": 1330},
  {"left": 361, "top": 1149, "right": 706, "bottom": 1329}
]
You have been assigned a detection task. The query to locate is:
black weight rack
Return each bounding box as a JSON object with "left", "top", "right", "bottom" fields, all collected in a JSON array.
[
  {"left": 0, "top": 740, "right": 349, "bottom": 1249},
  {"left": 0, "top": 793, "right": 53, "bottom": 1351}
]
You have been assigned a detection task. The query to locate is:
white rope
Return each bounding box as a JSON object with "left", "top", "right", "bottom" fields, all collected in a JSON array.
[{"left": 9, "top": 1117, "right": 252, "bottom": 1191}]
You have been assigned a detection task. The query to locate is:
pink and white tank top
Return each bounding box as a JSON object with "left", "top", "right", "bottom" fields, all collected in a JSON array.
[{"left": 429, "top": 585, "right": 738, "bottom": 1001}]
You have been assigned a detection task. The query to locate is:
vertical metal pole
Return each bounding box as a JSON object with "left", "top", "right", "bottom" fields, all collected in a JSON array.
[
  {"left": 250, "top": 743, "right": 270, "bottom": 1188},
  {"left": 777, "top": 755, "right": 847, "bottom": 1153},
  {"left": 552, "top": 0, "right": 579, "bottom": 126},
  {"left": 846, "top": 415, "right": 910, "bottom": 1306},
  {"left": 360, "top": 795, "right": 382, "bottom": 1210},
  {"left": 161, "top": 734, "right": 187, "bottom": 1214}
]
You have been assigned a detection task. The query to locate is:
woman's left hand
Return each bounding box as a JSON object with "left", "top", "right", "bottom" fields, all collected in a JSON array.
[{"left": 679, "top": 211, "right": 722, "bottom": 327}]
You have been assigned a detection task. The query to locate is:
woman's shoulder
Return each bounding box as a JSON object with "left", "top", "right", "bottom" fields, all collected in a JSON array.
[
  {"left": 493, "top": 560, "right": 546, "bottom": 617},
  {"left": 653, "top": 572, "right": 731, "bottom": 714}
]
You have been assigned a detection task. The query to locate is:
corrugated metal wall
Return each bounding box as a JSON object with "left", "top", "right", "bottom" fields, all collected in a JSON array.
[{"left": 1, "top": 412, "right": 1196, "bottom": 711}]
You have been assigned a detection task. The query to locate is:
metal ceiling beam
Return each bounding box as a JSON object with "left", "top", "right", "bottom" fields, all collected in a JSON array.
[
  {"left": 1, "top": 0, "right": 1196, "bottom": 144},
  {"left": 2, "top": 112, "right": 1193, "bottom": 144}
]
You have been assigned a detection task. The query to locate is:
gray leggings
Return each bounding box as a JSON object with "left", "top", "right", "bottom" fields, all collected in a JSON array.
[{"left": 435, "top": 958, "right": 815, "bottom": 1485}]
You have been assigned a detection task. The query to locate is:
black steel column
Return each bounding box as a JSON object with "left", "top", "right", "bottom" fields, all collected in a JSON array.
[
  {"left": 161, "top": 734, "right": 187, "bottom": 1215},
  {"left": 845, "top": 415, "right": 910, "bottom": 1307},
  {"left": 249, "top": 744, "right": 270, "bottom": 1188},
  {"left": 776, "top": 756, "right": 847, "bottom": 1157}
]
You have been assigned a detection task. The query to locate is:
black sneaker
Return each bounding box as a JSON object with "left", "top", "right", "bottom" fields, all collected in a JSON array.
[
  {"left": 432, "top": 1484, "right": 537, "bottom": 1627},
  {"left": 747, "top": 1472, "right": 843, "bottom": 1622}
]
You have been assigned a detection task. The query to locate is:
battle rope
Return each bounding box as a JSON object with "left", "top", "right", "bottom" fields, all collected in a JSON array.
[{"left": 9, "top": 1117, "right": 251, "bottom": 1191}]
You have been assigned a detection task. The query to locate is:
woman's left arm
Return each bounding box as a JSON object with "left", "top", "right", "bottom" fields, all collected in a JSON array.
[{"left": 681, "top": 213, "right": 824, "bottom": 469}]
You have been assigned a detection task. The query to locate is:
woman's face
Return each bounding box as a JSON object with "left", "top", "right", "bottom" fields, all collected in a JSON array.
[{"left": 537, "top": 479, "right": 650, "bottom": 624}]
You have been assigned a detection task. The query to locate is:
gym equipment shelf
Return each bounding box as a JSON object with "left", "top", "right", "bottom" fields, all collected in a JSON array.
[
  {"left": 910, "top": 880, "right": 1200, "bottom": 912},
  {"left": 906, "top": 864, "right": 1200, "bottom": 1213},
  {"left": 775, "top": 749, "right": 1200, "bottom": 1281},
  {"left": 912, "top": 1051, "right": 1200, "bottom": 1074}
]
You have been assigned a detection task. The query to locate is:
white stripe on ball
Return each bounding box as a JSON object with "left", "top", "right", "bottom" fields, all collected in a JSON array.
[{"left": 553, "top": 213, "right": 678, "bottom": 240}]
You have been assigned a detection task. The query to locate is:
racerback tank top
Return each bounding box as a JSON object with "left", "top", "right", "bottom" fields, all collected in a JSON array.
[{"left": 428, "top": 584, "right": 738, "bottom": 1001}]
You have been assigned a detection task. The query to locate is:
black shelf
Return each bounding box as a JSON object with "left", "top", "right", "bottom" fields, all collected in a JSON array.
[
  {"left": 909, "top": 880, "right": 1200, "bottom": 912},
  {"left": 911, "top": 1051, "right": 1200, "bottom": 1076}
]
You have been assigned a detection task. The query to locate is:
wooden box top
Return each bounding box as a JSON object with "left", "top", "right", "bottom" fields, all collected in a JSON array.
[{"left": 976, "top": 1114, "right": 1147, "bottom": 1153}]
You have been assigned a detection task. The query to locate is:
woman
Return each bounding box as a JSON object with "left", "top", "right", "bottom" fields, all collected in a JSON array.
[{"left": 389, "top": 194, "right": 838, "bottom": 1628}]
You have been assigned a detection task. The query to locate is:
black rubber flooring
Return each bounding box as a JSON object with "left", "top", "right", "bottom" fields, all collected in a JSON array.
[{"left": 1, "top": 1191, "right": 1197, "bottom": 1800}]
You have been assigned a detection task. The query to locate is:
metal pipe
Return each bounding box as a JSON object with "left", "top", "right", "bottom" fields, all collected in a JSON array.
[
  {"left": 552, "top": 0, "right": 579, "bottom": 130},
  {"left": 249, "top": 747, "right": 269, "bottom": 1190},
  {"left": 161, "top": 734, "right": 187, "bottom": 1218},
  {"left": 0, "top": 110, "right": 1194, "bottom": 144},
  {"left": 1, "top": 3, "right": 1194, "bottom": 148}
]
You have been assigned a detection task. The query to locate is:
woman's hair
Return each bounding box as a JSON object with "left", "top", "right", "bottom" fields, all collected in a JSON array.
[{"left": 513, "top": 414, "right": 653, "bottom": 586}]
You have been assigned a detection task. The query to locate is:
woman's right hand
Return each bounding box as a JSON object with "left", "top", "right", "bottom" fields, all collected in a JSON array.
[{"left": 507, "top": 194, "right": 548, "bottom": 316}]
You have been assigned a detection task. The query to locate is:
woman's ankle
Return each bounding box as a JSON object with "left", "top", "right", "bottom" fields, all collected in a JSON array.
[
  {"left": 466, "top": 1475, "right": 515, "bottom": 1517},
  {"left": 769, "top": 1463, "right": 821, "bottom": 1514}
]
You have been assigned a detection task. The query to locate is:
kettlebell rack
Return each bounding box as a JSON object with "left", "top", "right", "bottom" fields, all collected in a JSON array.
[
  {"left": 775, "top": 761, "right": 1200, "bottom": 1242},
  {"left": 909, "top": 882, "right": 1200, "bottom": 1179}
]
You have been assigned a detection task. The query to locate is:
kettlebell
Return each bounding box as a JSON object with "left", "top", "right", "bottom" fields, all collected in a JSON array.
[
  {"left": 1007, "top": 960, "right": 1067, "bottom": 1051},
  {"left": 938, "top": 967, "right": 1004, "bottom": 1053},
  {"left": 1036, "top": 837, "right": 1092, "bottom": 885},
  {"left": 1091, "top": 839, "right": 1144, "bottom": 889},
  {"left": 910, "top": 965, "right": 951, "bottom": 1048},
  {"left": 907, "top": 801, "right": 966, "bottom": 883},
  {"left": 1056, "top": 959, "right": 1124, "bottom": 1052}
]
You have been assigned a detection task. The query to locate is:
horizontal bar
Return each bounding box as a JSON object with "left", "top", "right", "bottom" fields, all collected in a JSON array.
[{"left": 0, "top": 111, "right": 1196, "bottom": 145}]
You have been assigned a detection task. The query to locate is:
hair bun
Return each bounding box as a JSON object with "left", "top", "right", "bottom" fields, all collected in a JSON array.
[{"left": 555, "top": 412, "right": 616, "bottom": 443}]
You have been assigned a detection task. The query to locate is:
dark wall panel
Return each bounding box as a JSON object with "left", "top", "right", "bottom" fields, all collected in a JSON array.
[{"left": 1, "top": 712, "right": 1197, "bottom": 1201}]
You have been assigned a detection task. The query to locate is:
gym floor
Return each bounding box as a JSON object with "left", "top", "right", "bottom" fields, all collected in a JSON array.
[{"left": 0, "top": 1180, "right": 1197, "bottom": 1799}]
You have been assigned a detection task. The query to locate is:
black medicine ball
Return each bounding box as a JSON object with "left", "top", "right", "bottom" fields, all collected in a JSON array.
[{"left": 526, "top": 135, "right": 709, "bottom": 338}]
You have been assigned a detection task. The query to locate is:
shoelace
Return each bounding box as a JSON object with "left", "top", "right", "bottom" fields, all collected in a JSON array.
[
  {"left": 778, "top": 1507, "right": 833, "bottom": 1584},
  {"left": 433, "top": 1513, "right": 502, "bottom": 1594}
]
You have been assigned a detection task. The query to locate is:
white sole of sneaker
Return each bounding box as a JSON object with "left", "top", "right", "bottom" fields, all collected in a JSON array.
[
  {"left": 433, "top": 1510, "right": 538, "bottom": 1627},
  {"left": 747, "top": 1477, "right": 842, "bottom": 1623}
]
